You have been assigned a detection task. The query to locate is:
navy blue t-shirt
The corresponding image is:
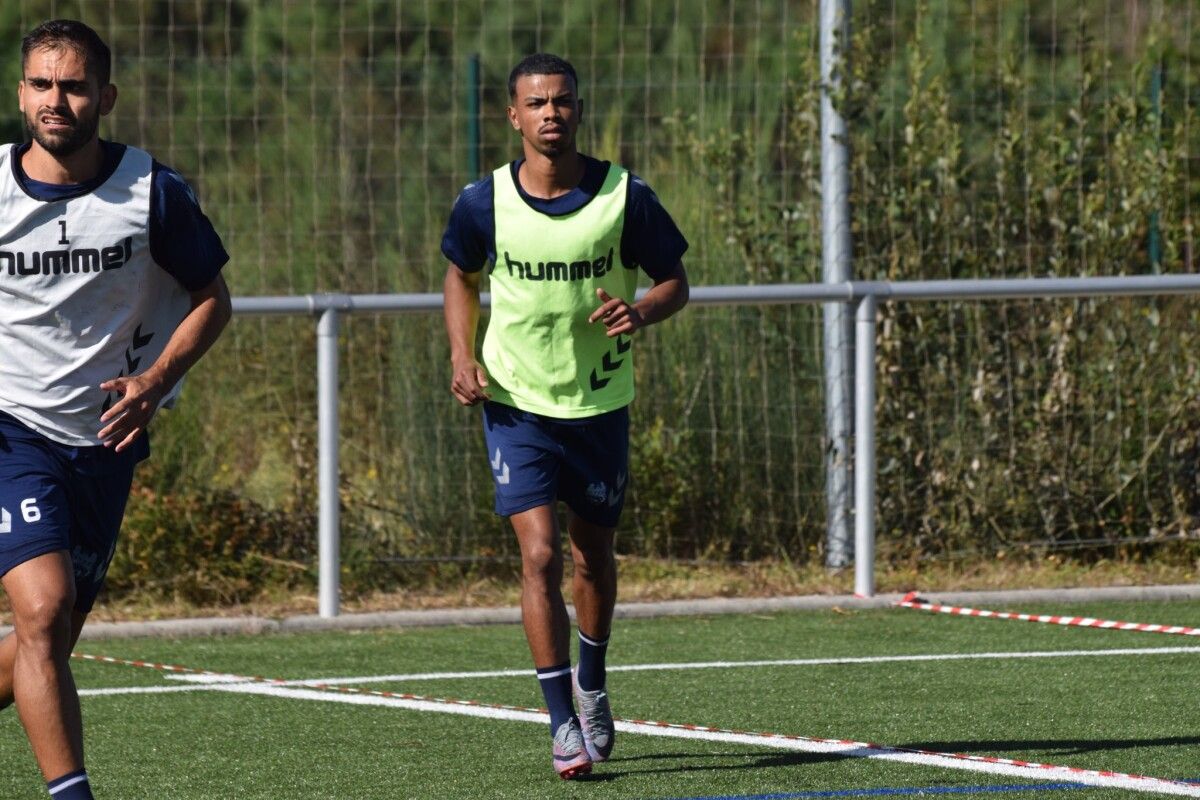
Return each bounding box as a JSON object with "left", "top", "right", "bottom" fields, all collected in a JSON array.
[
  {"left": 12, "top": 140, "right": 228, "bottom": 291},
  {"left": 441, "top": 154, "right": 688, "bottom": 280}
]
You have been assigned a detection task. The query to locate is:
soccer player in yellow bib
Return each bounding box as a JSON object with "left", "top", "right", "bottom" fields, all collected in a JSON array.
[{"left": 442, "top": 53, "right": 689, "bottom": 779}]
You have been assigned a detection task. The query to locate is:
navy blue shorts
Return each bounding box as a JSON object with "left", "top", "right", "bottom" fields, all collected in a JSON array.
[
  {"left": 0, "top": 411, "right": 148, "bottom": 613},
  {"left": 482, "top": 401, "right": 629, "bottom": 528}
]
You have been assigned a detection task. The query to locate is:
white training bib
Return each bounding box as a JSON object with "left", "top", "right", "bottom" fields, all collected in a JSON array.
[{"left": 0, "top": 144, "right": 191, "bottom": 445}]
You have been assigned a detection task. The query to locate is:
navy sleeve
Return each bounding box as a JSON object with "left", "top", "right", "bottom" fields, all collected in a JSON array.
[
  {"left": 148, "top": 163, "right": 229, "bottom": 291},
  {"left": 620, "top": 174, "right": 689, "bottom": 281},
  {"left": 440, "top": 177, "right": 495, "bottom": 273}
]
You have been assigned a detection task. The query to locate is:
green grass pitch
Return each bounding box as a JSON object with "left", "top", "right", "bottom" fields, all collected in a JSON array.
[{"left": 1, "top": 599, "right": 1197, "bottom": 799}]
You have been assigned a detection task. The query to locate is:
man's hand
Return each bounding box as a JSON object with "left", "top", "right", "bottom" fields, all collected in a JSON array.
[
  {"left": 450, "top": 358, "right": 491, "bottom": 406},
  {"left": 98, "top": 373, "right": 166, "bottom": 451},
  {"left": 589, "top": 288, "right": 646, "bottom": 337}
]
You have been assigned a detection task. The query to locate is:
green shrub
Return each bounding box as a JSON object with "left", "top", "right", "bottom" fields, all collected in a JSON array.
[{"left": 107, "top": 486, "right": 317, "bottom": 604}]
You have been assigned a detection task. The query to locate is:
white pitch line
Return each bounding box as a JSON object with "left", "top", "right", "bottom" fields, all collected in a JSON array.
[
  {"left": 78, "top": 684, "right": 231, "bottom": 697},
  {"left": 237, "top": 645, "right": 1200, "bottom": 687},
  {"left": 627, "top": 725, "right": 1200, "bottom": 797},
  {"left": 192, "top": 681, "right": 1200, "bottom": 797}
]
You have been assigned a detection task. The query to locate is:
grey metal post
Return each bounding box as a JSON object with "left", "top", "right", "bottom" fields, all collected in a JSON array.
[
  {"left": 467, "top": 54, "right": 482, "bottom": 179},
  {"left": 854, "top": 294, "right": 877, "bottom": 596},
  {"left": 1148, "top": 64, "right": 1163, "bottom": 272},
  {"left": 820, "top": 0, "right": 855, "bottom": 568},
  {"left": 317, "top": 307, "right": 341, "bottom": 617}
]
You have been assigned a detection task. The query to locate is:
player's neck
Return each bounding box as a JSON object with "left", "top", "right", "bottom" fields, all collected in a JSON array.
[
  {"left": 21, "top": 138, "right": 106, "bottom": 185},
  {"left": 517, "top": 149, "right": 584, "bottom": 200}
]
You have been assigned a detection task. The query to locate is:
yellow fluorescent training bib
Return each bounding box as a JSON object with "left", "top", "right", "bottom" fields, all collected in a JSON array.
[{"left": 484, "top": 161, "right": 637, "bottom": 418}]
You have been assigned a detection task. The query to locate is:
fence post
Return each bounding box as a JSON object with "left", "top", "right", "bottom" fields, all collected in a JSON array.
[
  {"left": 467, "top": 53, "right": 482, "bottom": 180},
  {"left": 317, "top": 305, "right": 341, "bottom": 617},
  {"left": 1148, "top": 63, "right": 1163, "bottom": 272},
  {"left": 820, "top": 0, "right": 855, "bottom": 569},
  {"left": 854, "top": 292, "right": 877, "bottom": 597}
]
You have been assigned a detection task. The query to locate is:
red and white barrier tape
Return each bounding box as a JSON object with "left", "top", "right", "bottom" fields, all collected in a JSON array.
[
  {"left": 896, "top": 592, "right": 1200, "bottom": 637},
  {"left": 73, "top": 651, "right": 1200, "bottom": 796},
  {"left": 72, "top": 652, "right": 537, "bottom": 714}
]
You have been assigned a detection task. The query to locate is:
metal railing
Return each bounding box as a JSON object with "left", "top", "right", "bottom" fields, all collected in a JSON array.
[{"left": 231, "top": 274, "right": 1200, "bottom": 616}]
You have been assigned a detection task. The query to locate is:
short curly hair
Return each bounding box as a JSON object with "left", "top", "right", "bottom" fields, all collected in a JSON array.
[
  {"left": 22, "top": 19, "right": 112, "bottom": 86},
  {"left": 508, "top": 53, "right": 578, "bottom": 99}
]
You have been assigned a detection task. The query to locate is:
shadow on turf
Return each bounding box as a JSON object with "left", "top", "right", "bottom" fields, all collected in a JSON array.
[
  {"left": 587, "top": 750, "right": 858, "bottom": 777},
  {"left": 590, "top": 737, "right": 1200, "bottom": 778},
  {"left": 893, "top": 736, "right": 1200, "bottom": 758}
]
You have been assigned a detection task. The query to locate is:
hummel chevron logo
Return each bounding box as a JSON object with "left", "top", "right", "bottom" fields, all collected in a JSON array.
[
  {"left": 132, "top": 324, "right": 153, "bottom": 349},
  {"left": 103, "top": 325, "right": 157, "bottom": 413},
  {"left": 606, "top": 471, "right": 627, "bottom": 507},
  {"left": 491, "top": 447, "right": 510, "bottom": 485},
  {"left": 124, "top": 324, "right": 155, "bottom": 372},
  {"left": 590, "top": 336, "right": 632, "bottom": 391}
]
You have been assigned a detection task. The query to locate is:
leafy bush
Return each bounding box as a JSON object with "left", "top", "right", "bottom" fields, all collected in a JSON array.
[{"left": 107, "top": 486, "right": 317, "bottom": 604}]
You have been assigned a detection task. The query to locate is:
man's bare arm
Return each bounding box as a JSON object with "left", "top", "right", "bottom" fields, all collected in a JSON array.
[
  {"left": 444, "top": 264, "right": 491, "bottom": 406},
  {"left": 98, "top": 273, "right": 232, "bottom": 450}
]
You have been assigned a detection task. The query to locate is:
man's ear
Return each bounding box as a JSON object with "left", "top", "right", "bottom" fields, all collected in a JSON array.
[
  {"left": 507, "top": 104, "right": 520, "bottom": 130},
  {"left": 99, "top": 83, "right": 117, "bottom": 116}
]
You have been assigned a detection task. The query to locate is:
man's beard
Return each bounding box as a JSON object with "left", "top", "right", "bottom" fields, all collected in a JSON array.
[
  {"left": 25, "top": 108, "right": 99, "bottom": 158},
  {"left": 534, "top": 137, "right": 572, "bottom": 158}
]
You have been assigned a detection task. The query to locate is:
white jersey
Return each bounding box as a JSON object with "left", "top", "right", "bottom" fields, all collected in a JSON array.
[{"left": 0, "top": 144, "right": 191, "bottom": 446}]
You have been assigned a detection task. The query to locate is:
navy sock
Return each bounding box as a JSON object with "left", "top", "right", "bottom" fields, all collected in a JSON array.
[
  {"left": 47, "top": 769, "right": 95, "bottom": 800},
  {"left": 536, "top": 662, "right": 576, "bottom": 732},
  {"left": 576, "top": 630, "right": 609, "bottom": 691}
]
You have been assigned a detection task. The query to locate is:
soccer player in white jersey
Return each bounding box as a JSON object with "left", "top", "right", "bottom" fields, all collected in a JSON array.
[{"left": 0, "top": 20, "right": 231, "bottom": 800}]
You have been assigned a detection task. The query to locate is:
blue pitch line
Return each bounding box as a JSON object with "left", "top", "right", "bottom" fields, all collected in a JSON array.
[
  {"left": 663, "top": 779, "right": 1200, "bottom": 800},
  {"left": 660, "top": 782, "right": 1091, "bottom": 800},
  {"left": 659, "top": 775, "right": 1200, "bottom": 800}
]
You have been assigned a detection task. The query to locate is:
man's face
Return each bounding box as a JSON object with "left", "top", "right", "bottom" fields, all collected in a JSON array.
[
  {"left": 508, "top": 72, "right": 581, "bottom": 158},
  {"left": 19, "top": 45, "right": 114, "bottom": 158}
]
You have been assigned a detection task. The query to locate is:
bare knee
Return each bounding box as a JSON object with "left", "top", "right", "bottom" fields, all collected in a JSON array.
[
  {"left": 520, "top": 542, "right": 562, "bottom": 589},
  {"left": 13, "top": 593, "right": 74, "bottom": 658},
  {"left": 573, "top": 544, "right": 615, "bottom": 584}
]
